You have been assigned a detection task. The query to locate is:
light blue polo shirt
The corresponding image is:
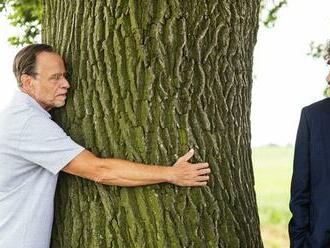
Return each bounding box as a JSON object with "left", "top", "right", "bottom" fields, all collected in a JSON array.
[{"left": 0, "top": 91, "right": 84, "bottom": 248}]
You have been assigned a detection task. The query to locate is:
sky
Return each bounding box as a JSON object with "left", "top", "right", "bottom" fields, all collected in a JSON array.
[
  {"left": 0, "top": 13, "right": 20, "bottom": 107},
  {"left": 251, "top": 0, "right": 330, "bottom": 147},
  {"left": 1, "top": 0, "right": 330, "bottom": 147}
]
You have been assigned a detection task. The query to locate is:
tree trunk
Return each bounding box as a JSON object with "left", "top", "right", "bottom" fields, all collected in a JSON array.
[{"left": 42, "top": 0, "right": 262, "bottom": 247}]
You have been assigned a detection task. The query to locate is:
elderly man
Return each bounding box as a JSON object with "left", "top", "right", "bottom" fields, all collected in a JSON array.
[{"left": 0, "top": 44, "right": 211, "bottom": 248}]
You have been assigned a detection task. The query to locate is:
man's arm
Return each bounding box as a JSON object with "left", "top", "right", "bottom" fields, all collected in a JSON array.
[
  {"left": 62, "top": 148, "right": 211, "bottom": 187},
  {"left": 289, "top": 108, "right": 311, "bottom": 247}
]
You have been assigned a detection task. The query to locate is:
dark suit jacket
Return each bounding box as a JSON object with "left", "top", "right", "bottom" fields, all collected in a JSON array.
[{"left": 289, "top": 98, "right": 330, "bottom": 248}]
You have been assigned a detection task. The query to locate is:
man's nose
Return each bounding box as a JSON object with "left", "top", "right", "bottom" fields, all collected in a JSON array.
[{"left": 62, "top": 77, "right": 70, "bottom": 88}]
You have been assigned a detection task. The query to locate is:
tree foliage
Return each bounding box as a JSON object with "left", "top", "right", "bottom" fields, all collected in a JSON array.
[
  {"left": 260, "top": 0, "right": 287, "bottom": 28},
  {"left": 308, "top": 41, "right": 328, "bottom": 59},
  {"left": 0, "top": 0, "right": 41, "bottom": 46}
]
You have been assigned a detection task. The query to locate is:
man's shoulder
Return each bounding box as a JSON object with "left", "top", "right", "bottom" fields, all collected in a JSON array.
[
  {"left": 301, "top": 98, "right": 330, "bottom": 124},
  {"left": 0, "top": 98, "right": 50, "bottom": 138},
  {"left": 1, "top": 101, "right": 38, "bottom": 123},
  {"left": 303, "top": 98, "right": 330, "bottom": 114}
]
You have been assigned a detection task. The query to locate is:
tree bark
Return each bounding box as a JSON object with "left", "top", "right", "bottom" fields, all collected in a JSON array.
[{"left": 42, "top": 0, "right": 262, "bottom": 247}]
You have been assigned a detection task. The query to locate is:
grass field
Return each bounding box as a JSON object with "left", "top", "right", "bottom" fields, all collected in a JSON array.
[{"left": 252, "top": 145, "right": 294, "bottom": 248}]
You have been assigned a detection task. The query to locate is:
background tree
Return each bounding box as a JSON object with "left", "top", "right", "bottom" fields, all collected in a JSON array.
[
  {"left": 41, "top": 0, "right": 263, "bottom": 247},
  {"left": 0, "top": 0, "right": 285, "bottom": 46}
]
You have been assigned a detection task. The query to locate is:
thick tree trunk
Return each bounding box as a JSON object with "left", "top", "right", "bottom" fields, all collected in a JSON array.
[{"left": 43, "top": 0, "right": 262, "bottom": 247}]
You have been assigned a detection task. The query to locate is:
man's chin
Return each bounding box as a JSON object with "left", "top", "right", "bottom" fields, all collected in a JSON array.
[{"left": 54, "top": 101, "right": 66, "bottom": 108}]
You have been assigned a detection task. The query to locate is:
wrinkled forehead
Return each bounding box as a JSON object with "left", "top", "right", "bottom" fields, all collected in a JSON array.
[{"left": 35, "top": 52, "right": 66, "bottom": 73}]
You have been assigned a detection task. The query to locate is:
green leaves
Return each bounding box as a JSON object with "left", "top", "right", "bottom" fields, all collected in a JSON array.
[
  {"left": 260, "top": 0, "right": 287, "bottom": 28},
  {"left": 323, "top": 85, "right": 330, "bottom": 98},
  {"left": 308, "top": 41, "right": 328, "bottom": 59},
  {"left": 0, "top": 0, "right": 41, "bottom": 46}
]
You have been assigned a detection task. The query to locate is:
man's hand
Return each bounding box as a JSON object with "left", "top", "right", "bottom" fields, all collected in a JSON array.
[{"left": 169, "top": 149, "right": 211, "bottom": 186}]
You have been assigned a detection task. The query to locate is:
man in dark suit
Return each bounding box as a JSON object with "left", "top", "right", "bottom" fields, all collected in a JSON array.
[{"left": 289, "top": 54, "right": 330, "bottom": 247}]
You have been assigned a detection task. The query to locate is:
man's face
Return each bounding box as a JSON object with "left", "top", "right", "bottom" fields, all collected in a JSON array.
[{"left": 26, "top": 52, "right": 70, "bottom": 110}]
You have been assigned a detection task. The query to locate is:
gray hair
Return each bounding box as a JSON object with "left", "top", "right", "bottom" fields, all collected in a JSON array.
[{"left": 13, "top": 44, "right": 54, "bottom": 86}]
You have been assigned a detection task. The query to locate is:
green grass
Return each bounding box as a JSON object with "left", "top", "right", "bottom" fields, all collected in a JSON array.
[{"left": 252, "top": 146, "right": 294, "bottom": 248}]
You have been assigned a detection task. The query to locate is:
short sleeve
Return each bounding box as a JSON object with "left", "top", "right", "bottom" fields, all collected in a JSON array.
[{"left": 18, "top": 115, "right": 84, "bottom": 175}]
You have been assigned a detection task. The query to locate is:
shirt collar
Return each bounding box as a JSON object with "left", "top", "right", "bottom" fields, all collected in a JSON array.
[{"left": 14, "top": 90, "right": 51, "bottom": 119}]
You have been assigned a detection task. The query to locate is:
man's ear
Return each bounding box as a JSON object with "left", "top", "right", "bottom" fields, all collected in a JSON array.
[{"left": 20, "top": 74, "right": 32, "bottom": 91}]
